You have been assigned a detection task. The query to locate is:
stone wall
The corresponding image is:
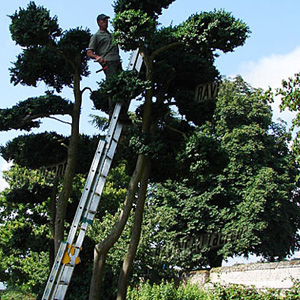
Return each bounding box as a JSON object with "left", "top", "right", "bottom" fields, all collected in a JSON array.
[{"left": 187, "top": 260, "right": 300, "bottom": 289}]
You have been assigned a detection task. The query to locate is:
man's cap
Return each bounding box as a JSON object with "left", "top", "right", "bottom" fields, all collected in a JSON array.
[{"left": 97, "top": 14, "right": 110, "bottom": 21}]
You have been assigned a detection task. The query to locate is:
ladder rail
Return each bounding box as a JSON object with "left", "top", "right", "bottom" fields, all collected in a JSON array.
[
  {"left": 66, "top": 103, "right": 122, "bottom": 244},
  {"left": 42, "top": 49, "right": 142, "bottom": 300},
  {"left": 42, "top": 105, "right": 123, "bottom": 300}
]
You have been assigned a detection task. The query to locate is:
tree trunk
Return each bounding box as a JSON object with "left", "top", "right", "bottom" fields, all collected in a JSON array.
[
  {"left": 207, "top": 248, "right": 223, "bottom": 268},
  {"left": 89, "top": 48, "right": 154, "bottom": 300},
  {"left": 49, "top": 176, "right": 59, "bottom": 268},
  {"left": 54, "top": 70, "right": 82, "bottom": 255},
  {"left": 116, "top": 158, "right": 151, "bottom": 300},
  {"left": 89, "top": 251, "right": 107, "bottom": 300},
  {"left": 88, "top": 154, "right": 146, "bottom": 300}
]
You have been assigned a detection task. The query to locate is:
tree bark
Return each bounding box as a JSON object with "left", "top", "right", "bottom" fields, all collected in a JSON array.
[
  {"left": 89, "top": 47, "right": 154, "bottom": 300},
  {"left": 49, "top": 176, "right": 59, "bottom": 268},
  {"left": 54, "top": 70, "right": 82, "bottom": 255},
  {"left": 207, "top": 248, "right": 223, "bottom": 268},
  {"left": 116, "top": 158, "right": 151, "bottom": 300},
  {"left": 88, "top": 154, "right": 146, "bottom": 300}
]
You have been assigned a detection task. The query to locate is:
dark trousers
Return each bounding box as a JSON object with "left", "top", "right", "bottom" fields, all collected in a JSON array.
[
  {"left": 104, "top": 60, "right": 122, "bottom": 79},
  {"left": 104, "top": 61, "right": 128, "bottom": 120}
]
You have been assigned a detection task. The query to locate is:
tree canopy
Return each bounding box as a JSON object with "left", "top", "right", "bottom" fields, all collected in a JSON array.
[
  {"left": 128, "top": 77, "right": 300, "bottom": 274},
  {"left": 2, "top": 1, "right": 298, "bottom": 300}
]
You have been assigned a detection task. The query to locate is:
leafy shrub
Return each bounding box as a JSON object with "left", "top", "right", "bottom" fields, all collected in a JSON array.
[
  {"left": 127, "top": 281, "right": 209, "bottom": 300},
  {"left": 127, "top": 281, "right": 300, "bottom": 300},
  {"left": 0, "top": 286, "right": 36, "bottom": 300}
]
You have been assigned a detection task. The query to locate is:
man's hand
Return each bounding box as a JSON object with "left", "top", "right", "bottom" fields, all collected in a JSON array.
[
  {"left": 87, "top": 49, "right": 104, "bottom": 63},
  {"left": 95, "top": 56, "right": 104, "bottom": 63}
]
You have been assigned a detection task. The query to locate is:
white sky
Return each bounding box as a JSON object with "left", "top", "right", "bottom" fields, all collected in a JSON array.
[{"left": 1, "top": 0, "right": 300, "bottom": 262}]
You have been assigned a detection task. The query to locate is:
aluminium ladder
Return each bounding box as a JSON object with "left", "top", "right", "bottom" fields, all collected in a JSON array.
[{"left": 42, "top": 49, "right": 143, "bottom": 300}]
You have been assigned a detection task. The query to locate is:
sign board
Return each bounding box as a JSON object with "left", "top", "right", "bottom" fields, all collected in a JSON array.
[
  {"left": 153, "top": 230, "right": 244, "bottom": 261},
  {"left": 195, "top": 82, "right": 220, "bottom": 103},
  {"left": 40, "top": 161, "right": 67, "bottom": 178}
]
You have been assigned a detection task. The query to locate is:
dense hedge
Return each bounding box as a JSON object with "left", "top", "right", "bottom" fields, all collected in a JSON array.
[
  {"left": 1, "top": 281, "right": 300, "bottom": 299},
  {"left": 127, "top": 281, "right": 300, "bottom": 300},
  {"left": 0, "top": 286, "right": 35, "bottom": 300}
]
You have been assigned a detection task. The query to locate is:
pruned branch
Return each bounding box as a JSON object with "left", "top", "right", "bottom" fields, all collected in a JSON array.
[
  {"left": 151, "top": 41, "right": 182, "bottom": 61},
  {"left": 48, "top": 116, "right": 72, "bottom": 126}
]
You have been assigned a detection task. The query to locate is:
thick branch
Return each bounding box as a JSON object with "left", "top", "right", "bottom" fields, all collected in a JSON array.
[
  {"left": 89, "top": 154, "right": 146, "bottom": 300},
  {"left": 54, "top": 70, "right": 82, "bottom": 254},
  {"left": 150, "top": 41, "right": 182, "bottom": 61},
  {"left": 164, "top": 124, "right": 187, "bottom": 138},
  {"left": 82, "top": 86, "right": 93, "bottom": 95},
  {"left": 49, "top": 176, "right": 59, "bottom": 268},
  {"left": 48, "top": 42, "right": 77, "bottom": 72},
  {"left": 116, "top": 158, "right": 151, "bottom": 300},
  {"left": 96, "top": 155, "right": 145, "bottom": 254}
]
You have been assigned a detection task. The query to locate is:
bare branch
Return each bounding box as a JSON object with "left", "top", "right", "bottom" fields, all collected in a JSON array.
[
  {"left": 164, "top": 124, "right": 187, "bottom": 138},
  {"left": 48, "top": 116, "right": 72, "bottom": 126},
  {"left": 81, "top": 86, "right": 92, "bottom": 95},
  {"left": 151, "top": 41, "right": 182, "bottom": 60}
]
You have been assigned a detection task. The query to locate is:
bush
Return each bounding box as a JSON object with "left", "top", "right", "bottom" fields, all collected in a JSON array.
[
  {"left": 0, "top": 286, "right": 36, "bottom": 300},
  {"left": 212, "top": 284, "right": 279, "bottom": 300},
  {"left": 127, "top": 281, "right": 300, "bottom": 300},
  {"left": 127, "top": 281, "right": 210, "bottom": 300}
]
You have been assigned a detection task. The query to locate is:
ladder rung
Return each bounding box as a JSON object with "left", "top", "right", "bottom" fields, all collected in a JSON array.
[{"left": 42, "top": 50, "right": 142, "bottom": 300}]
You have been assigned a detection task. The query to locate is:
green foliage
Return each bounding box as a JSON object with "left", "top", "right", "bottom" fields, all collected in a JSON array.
[
  {"left": 0, "top": 161, "right": 129, "bottom": 298},
  {"left": 0, "top": 95, "right": 73, "bottom": 131},
  {"left": 215, "top": 76, "right": 272, "bottom": 132},
  {"left": 9, "top": 31, "right": 91, "bottom": 92},
  {"left": 113, "top": 10, "right": 157, "bottom": 51},
  {"left": 4, "top": 251, "right": 49, "bottom": 295},
  {"left": 9, "top": 1, "right": 61, "bottom": 47},
  {"left": 97, "top": 161, "right": 130, "bottom": 219},
  {"left": 212, "top": 284, "right": 279, "bottom": 300},
  {"left": 277, "top": 72, "right": 300, "bottom": 168},
  {"left": 176, "top": 10, "right": 250, "bottom": 57},
  {"left": 177, "top": 128, "right": 228, "bottom": 187},
  {"left": 111, "top": 7, "right": 250, "bottom": 127},
  {"left": 89, "top": 114, "right": 109, "bottom": 131},
  {"left": 150, "top": 29, "right": 220, "bottom": 125},
  {"left": 57, "top": 27, "right": 91, "bottom": 70},
  {"left": 284, "top": 280, "right": 300, "bottom": 300},
  {"left": 139, "top": 181, "right": 220, "bottom": 272},
  {"left": 0, "top": 165, "right": 51, "bottom": 294},
  {"left": 116, "top": 110, "right": 193, "bottom": 182},
  {"left": 129, "top": 132, "right": 162, "bottom": 157},
  {"left": 0, "top": 133, "right": 100, "bottom": 174},
  {"left": 0, "top": 286, "right": 36, "bottom": 300},
  {"left": 3, "top": 281, "right": 300, "bottom": 300},
  {"left": 127, "top": 281, "right": 179, "bottom": 300},
  {"left": 211, "top": 77, "right": 300, "bottom": 260},
  {"left": 278, "top": 72, "right": 300, "bottom": 113},
  {"left": 9, "top": 2, "right": 91, "bottom": 92},
  {"left": 113, "top": 0, "right": 175, "bottom": 19},
  {"left": 0, "top": 132, "right": 68, "bottom": 168},
  {"left": 91, "top": 70, "right": 147, "bottom": 113},
  {"left": 6, "top": 183, "right": 51, "bottom": 206},
  {"left": 132, "top": 77, "right": 300, "bottom": 275},
  {"left": 127, "top": 281, "right": 300, "bottom": 300},
  {"left": 10, "top": 46, "right": 69, "bottom": 91}
]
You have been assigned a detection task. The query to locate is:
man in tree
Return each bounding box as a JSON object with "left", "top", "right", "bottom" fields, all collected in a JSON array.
[
  {"left": 87, "top": 13, "right": 124, "bottom": 120},
  {"left": 87, "top": 14, "right": 122, "bottom": 78}
]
